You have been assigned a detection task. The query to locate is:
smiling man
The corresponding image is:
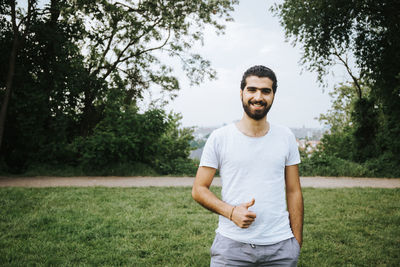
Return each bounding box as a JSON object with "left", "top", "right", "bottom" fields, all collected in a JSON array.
[{"left": 192, "top": 65, "right": 303, "bottom": 266}]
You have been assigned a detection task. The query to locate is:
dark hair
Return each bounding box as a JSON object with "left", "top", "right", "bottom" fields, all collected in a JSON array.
[{"left": 240, "top": 65, "right": 277, "bottom": 93}]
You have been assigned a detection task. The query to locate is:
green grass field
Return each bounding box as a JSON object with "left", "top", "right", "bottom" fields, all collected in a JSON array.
[{"left": 0, "top": 187, "right": 399, "bottom": 266}]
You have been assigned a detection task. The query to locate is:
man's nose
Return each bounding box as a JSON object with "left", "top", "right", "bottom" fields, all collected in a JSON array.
[{"left": 254, "top": 90, "right": 262, "bottom": 100}]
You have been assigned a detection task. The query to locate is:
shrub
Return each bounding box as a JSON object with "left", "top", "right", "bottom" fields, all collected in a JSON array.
[
  {"left": 67, "top": 103, "right": 196, "bottom": 176},
  {"left": 363, "top": 152, "right": 400, "bottom": 178},
  {"left": 157, "top": 157, "right": 198, "bottom": 176},
  {"left": 152, "top": 113, "right": 197, "bottom": 175},
  {"left": 69, "top": 106, "right": 168, "bottom": 171},
  {"left": 300, "top": 152, "right": 373, "bottom": 177}
]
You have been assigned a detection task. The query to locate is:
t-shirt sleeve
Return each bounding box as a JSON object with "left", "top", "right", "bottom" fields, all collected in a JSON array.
[
  {"left": 286, "top": 131, "right": 301, "bottom": 166},
  {"left": 199, "top": 131, "right": 219, "bottom": 169}
]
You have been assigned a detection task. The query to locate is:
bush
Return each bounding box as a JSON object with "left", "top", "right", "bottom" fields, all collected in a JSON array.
[
  {"left": 157, "top": 158, "right": 199, "bottom": 176},
  {"left": 81, "top": 162, "right": 159, "bottom": 176},
  {"left": 65, "top": 102, "right": 197, "bottom": 176},
  {"left": 0, "top": 157, "right": 9, "bottom": 175},
  {"left": 363, "top": 152, "right": 400, "bottom": 178},
  {"left": 69, "top": 106, "right": 168, "bottom": 170},
  {"left": 152, "top": 113, "right": 197, "bottom": 175},
  {"left": 300, "top": 131, "right": 399, "bottom": 178},
  {"left": 300, "top": 152, "right": 374, "bottom": 177}
]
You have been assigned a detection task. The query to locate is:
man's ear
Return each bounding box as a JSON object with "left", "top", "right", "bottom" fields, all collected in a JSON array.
[{"left": 240, "top": 89, "right": 243, "bottom": 100}]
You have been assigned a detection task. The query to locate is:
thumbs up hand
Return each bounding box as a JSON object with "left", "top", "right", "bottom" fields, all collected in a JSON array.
[{"left": 230, "top": 198, "right": 257, "bottom": 228}]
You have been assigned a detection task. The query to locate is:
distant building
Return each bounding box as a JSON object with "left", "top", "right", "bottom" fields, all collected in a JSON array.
[
  {"left": 297, "top": 139, "right": 320, "bottom": 153},
  {"left": 290, "top": 126, "right": 326, "bottom": 141}
]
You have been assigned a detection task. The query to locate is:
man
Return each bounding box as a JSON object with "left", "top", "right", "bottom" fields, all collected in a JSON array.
[{"left": 192, "top": 65, "right": 303, "bottom": 266}]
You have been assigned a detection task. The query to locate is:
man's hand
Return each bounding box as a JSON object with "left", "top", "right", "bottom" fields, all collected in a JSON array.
[
  {"left": 193, "top": 167, "right": 257, "bottom": 229},
  {"left": 231, "top": 198, "right": 257, "bottom": 228}
]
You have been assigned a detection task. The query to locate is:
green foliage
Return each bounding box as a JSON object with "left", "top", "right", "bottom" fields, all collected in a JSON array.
[
  {"left": 300, "top": 131, "right": 399, "bottom": 178},
  {"left": 319, "top": 132, "right": 354, "bottom": 161},
  {"left": 272, "top": 0, "right": 400, "bottom": 177},
  {"left": 318, "top": 84, "right": 361, "bottom": 133},
  {"left": 0, "top": 0, "right": 238, "bottom": 175},
  {"left": 69, "top": 96, "right": 196, "bottom": 175},
  {"left": 152, "top": 113, "right": 197, "bottom": 175},
  {"left": 317, "top": 83, "right": 379, "bottom": 162},
  {"left": 363, "top": 152, "right": 400, "bottom": 178},
  {"left": 300, "top": 151, "right": 373, "bottom": 177},
  {"left": 271, "top": 0, "right": 400, "bottom": 88},
  {"left": 2, "top": 12, "right": 89, "bottom": 170},
  {"left": 64, "top": 0, "right": 239, "bottom": 101},
  {"left": 157, "top": 157, "right": 198, "bottom": 176},
  {"left": 316, "top": 84, "right": 358, "bottom": 161},
  {"left": 70, "top": 106, "right": 166, "bottom": 169},
  {"left": 351, "top": 97, "right": 379, "bottom": 162},
  {"left": 301, "top": 83, "right": 398, "bottom": 177}
]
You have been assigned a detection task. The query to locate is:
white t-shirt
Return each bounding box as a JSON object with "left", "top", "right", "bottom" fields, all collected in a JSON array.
[{"left": 200, "top": 123, "right": 301, "bottom": 245}]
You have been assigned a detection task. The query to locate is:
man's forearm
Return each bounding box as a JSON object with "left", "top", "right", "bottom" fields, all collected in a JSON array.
[
  {"left": 192, "top": 166, "right": 257, "bottom": 229},
  {"left": 192, "top": 185, "right": 233, "bottom": 219},
  {"left": 287, "top": 190, "right": 304, "bottom": 246},
  {"left": 192, "top": 167, "right": 232, "bottom": 218},
  {"left": 192, "top": 185, "right": 257, "bottom": 229}
]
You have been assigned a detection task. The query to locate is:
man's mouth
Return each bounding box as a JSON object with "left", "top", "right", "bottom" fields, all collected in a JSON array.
[{"left": 250, "top": 101, "right": 266, "bottom": 108}]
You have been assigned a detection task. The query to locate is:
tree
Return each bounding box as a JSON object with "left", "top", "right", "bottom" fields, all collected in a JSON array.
[
  {"left": 318, "top": 83, "right": 377, "bottom": 161},
  {"left": 62, "top": 0, "right": 238, "bottom": 135},
  {"left": 0, "top": 0, "right": 35, "bottom": 151},
  {"left": 272, "top": 0, "right": 400, "bottom": 166},
  {"left": 271, "top": 0, "right": 400, "bottom": 86},
  {"left": 1, "top": 0, "right": 95, "bottom": 170},
  {"left": 0, "top": 0, "right": 239, "bottom": 173}
]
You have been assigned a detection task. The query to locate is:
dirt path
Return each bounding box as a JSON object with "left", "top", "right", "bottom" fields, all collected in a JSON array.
[{"left": 0, "top": 176, "right": 399, "bottom": 188}]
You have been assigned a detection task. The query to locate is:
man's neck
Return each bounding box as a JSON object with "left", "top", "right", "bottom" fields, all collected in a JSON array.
[{"left": 236, "top": 115, "right": 270, "bottom": 137}]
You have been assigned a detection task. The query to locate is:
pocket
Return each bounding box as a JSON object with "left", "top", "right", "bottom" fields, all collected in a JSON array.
[
  {"left": 293, "top": 237, "right": 300, "bottom": 249},
  {"left": 292, "top": 237, "right": 301, "bottom": 258}
]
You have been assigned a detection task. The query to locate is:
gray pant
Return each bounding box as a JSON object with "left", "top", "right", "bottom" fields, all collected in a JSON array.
[{"left": 210, "top": 233, "right": 300, "bottom": 267}]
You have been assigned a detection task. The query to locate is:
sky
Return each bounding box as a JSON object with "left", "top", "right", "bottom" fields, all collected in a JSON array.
[{"left": 153, "top": 0, "right": 351, "bottom": 129}]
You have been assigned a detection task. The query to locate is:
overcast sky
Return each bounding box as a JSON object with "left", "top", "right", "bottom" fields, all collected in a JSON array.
[{"left": 152, "top": 0, "right": 352, "bottom": 129}]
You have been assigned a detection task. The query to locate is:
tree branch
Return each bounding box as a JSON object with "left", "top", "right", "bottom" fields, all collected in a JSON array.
[
  {"left": 115, "top": 1, "right": 145, "bottom": 13},
  {"left": 10, "top": 0, "right": 18, "bottom": 33},
  {"left": 131, "top": 26, "right": 171, "bottom": 58},
  {"left": 100, "top": 22, "right": 171, "bottom": 80},
  {"left": 90, "top": 14, "right": 164, "bottom": 78},
  {"left": 333, "top": 49, "right": 363, "bottom": 99},
  {"left": 93, "top": 28, "right": 117, "bottom": 74},
  {"left": 22, "top": 0, "right": 33, "bottom": 38}
]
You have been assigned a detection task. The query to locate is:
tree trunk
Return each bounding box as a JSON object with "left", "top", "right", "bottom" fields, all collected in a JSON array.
[{"left": 0, "top": 37, "right": 18, "bottom": 151}]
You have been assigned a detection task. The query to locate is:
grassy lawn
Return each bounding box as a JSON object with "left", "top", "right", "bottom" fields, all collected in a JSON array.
[{"left": 0, "top": 187, "right": 399, "bottom": 266}]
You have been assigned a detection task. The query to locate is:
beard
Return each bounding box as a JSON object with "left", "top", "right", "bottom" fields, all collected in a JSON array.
[{"left": 242, "top": 99, "right": 272, "bottom": 121}]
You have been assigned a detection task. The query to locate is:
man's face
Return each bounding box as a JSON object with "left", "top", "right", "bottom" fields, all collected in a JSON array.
[{"left": 240, "top": 76, "right": 275, "bottom": 121}]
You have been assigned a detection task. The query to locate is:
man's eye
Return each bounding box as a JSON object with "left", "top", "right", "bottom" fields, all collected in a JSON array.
[{"left": 262, "top": 89, "right": 271, "bottom": 94}]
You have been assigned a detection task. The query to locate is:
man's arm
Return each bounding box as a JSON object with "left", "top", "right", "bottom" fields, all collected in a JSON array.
[
  {"left": 285, "top": 164, "right": 304, "bottom": 247},
  {"left": 192, "top": 166, "right": 256, "bottom": 228}
]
